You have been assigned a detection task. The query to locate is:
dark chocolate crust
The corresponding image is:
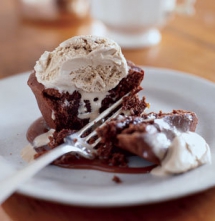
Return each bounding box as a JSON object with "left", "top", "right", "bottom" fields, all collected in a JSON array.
[{"left": 28, "top": 61, "right": 144, "bottom": 131}]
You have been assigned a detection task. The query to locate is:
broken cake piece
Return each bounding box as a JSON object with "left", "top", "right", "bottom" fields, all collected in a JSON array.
[{"left": 97, "top": 110, "right": 211, "bottom": 175}]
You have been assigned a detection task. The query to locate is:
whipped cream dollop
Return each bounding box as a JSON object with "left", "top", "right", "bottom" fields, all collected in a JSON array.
[
  {"left": 151, "top": 131, "right": 211, "bottom": 176},
  {"left": 34, "top": 35, "right": 128, "bottom": 94}
]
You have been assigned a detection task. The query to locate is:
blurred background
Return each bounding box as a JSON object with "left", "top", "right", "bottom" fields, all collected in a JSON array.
[
  {"left": 0, "top": 0, "right": 214, "bottom": 80},
  {"left": 0, "top": 1, "right": 215, "bottom": 220}
]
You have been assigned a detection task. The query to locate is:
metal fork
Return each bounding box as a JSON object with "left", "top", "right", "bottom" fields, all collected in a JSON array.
[{"left": 0, "top": 94, "right": 125, "bottom": 204}]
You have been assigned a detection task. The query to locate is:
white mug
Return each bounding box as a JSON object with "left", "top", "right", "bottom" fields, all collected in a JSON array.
[{"left": 90, "top": 0, "right": 195, "bottom": 48}]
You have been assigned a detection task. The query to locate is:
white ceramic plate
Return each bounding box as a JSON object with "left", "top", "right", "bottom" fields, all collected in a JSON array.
[{"left": 0, "top": 67, "right": 215, "bottom": 207}]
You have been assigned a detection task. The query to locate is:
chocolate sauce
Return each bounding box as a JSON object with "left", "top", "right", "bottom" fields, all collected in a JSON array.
[
  {"left": 56, "top": 159, "right": 156, "bottom": 174},
  {"left": 26, "top": 117, "right": 49, "bottom": 144},
  {"left": 26, "top": 117, "right": 155, "bottom": 174}
]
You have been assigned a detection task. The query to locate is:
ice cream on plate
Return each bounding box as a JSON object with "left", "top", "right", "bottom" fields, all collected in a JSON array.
[{"left": 26, "top": 35, "right": 211, "bottom": 177}]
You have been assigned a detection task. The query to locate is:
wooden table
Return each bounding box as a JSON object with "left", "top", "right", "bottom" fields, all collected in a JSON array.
[{"left": 1, "top": 0, "right": 215, "bottom": 220}]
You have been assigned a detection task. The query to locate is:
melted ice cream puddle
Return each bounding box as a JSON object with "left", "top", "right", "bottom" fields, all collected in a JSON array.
[{"left": 21, "top": 129, "right": 55, "bottom": 163}]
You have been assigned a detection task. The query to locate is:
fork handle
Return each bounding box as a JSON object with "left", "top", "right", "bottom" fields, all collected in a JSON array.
[{"left": 0, "top": 144, "right": 72, "bottom": 204}]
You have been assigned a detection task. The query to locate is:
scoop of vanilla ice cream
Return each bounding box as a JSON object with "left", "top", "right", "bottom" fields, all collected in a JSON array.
[
  {"left": 34, "top": 35, "right": 128, "bottom": 93},
  {"left": 151, "top": 132, "right": 211, "bottom": 176}
]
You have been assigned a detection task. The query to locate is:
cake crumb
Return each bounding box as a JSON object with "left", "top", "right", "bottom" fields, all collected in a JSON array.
[{"left": 112, "top": 175, "right": 122, "bottom": 183}]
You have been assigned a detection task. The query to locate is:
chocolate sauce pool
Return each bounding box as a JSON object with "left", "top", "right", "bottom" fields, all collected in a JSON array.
[{"left": 26, "top": 117, "right": 156, "bottom": 174}]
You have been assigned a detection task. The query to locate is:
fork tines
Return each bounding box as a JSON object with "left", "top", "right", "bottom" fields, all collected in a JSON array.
[{"left": 70, "top": 93, "right": 129, "bottom": 148}]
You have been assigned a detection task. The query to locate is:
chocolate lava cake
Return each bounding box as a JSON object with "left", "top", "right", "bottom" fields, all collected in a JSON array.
[
  {"left": 28, "top": 61, "right": 144, "bottom": 131},
  {"left": 27, "top": 60, "right": 199, "bottom": 170},
  {"left": 27, "top": 35, "right": 210, "bottom": 175}
]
